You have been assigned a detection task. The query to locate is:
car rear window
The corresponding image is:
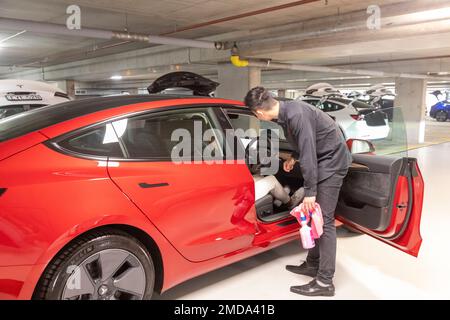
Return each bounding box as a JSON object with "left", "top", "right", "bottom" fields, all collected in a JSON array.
[
  {"left": 0, "top": 101, "right": 100, "bottom": 143},
  {"left": 0, "top": 104, "right": 48, "bottom": 120},
  {"left": 0, "top": 95, "right": 181, "bottom": 143},
  {"left": 0, "top": 105, "right": 26, "bottom": 119}
]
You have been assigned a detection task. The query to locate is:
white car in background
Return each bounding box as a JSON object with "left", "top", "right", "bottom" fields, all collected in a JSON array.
[
  {"left": 301, "top": 83, "right": 390, "bottom": 140},
  {"left": 0, "top": 79, "right": 70, "bottom": 119}
]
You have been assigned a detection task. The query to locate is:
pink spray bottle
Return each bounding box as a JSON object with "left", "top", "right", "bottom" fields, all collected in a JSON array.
[{"left": 299, "top": 213, "right": 315, "bottom": 249}]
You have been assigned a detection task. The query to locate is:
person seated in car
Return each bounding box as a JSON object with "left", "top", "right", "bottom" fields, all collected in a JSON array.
[
  {"left": 244, "top": 136, "right": 305, "bottom": 210},
  {"left": 253, "top": 174, "right": 305, "bottom": 209}
]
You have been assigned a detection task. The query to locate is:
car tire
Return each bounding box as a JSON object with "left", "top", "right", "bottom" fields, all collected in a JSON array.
[
  {"left": 33, "top": 228, "right": 155, "bottom": 300},
  {"left": 436, "top": 111, "right": 448, "bottom": 122}
]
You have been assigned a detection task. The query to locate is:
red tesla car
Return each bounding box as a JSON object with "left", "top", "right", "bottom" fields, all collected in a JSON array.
[{"left": 0, "top": 94, "right": 423, "bottom": 300}]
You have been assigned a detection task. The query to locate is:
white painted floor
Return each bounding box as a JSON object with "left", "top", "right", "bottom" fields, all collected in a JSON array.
[{"left": 159, "top": 143, "right": 450, "bottom": 300}]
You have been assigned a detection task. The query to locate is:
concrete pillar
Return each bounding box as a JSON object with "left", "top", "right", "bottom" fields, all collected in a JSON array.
[
  {"left": 56, "top": 80, "right": 76, "bottom": 99},
  {"left": 277, "top": 89, "right": 286, "bottom": 98},
  {"left": 216, "top": 64, "right": 261, "bottom": 101},
  {"left": 394, "top": 78, "right": 427, "bottom": 145}
]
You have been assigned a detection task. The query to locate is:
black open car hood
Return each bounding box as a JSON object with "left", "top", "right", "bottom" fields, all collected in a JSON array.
[{"left": 147, "top": 72, "right": 219, "bottom": 96}]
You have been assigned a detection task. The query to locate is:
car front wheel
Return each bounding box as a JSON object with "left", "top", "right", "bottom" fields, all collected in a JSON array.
[
  {"left": 33, "top": 229, "right": 155, "bottom": 300},
  {"left": 436, "top": 110, "right": 448, "bottom": 122}
]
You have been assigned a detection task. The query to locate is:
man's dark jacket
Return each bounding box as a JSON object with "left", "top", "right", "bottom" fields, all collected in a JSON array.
[{"left": 277, "top": 100, "right": 353, "bottom": 197}]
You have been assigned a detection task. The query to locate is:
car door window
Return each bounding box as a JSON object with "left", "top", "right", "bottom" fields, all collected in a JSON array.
[
  {"left": 303, "top": 99, "right": 319, "bottom": 106},
  {"left": 322, "top": 101, "right": 345, "bottom": 112},
  {"left": 303, "top": 99, "right": 344, "bottom": 112},
  {"left": 114, "top": 109, "right": 224, "bottom": 161},
  {"left": 315, "top": 101, "right": 344, "bottom": 112},
  {"left": 57, "top": 124, "right": 124, "bottom": 157}
]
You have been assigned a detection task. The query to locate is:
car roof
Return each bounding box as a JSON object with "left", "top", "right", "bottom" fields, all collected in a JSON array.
[{"left": 50, "top": 94, "right": 210, "bottom": 110}]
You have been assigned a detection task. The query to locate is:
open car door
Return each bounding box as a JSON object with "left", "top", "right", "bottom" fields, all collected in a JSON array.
[{"left": 337, "top": 108, "right": 424, "bottom": 257}]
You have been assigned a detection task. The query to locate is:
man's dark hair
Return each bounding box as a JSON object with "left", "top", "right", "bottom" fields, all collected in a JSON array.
[{"left": 244, "top": 87, "right": 277, "bottom": 111}]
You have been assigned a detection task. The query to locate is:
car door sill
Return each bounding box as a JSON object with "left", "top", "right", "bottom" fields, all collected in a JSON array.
[{"left": 258, "top": 210, "right": 294, "bottom": 224}]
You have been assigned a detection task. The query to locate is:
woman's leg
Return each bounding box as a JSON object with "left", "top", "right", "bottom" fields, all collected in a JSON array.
[
  {"left": 253, "top": 175, "right": 272, "bottom": 201},
  {"left": 269, "top": 176, "right": 291, "bottom": 204},
  {"left": 254, "top": 175, "right": 290, "bottom": 203}
]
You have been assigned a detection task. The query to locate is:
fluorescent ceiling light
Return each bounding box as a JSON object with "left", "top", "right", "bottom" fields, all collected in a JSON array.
[
  {"left": 110, "top": 75, "right": 123, "bottom": 80},
  {"left": 0, "top": 30, "right": 26, "bottom": 47},
  {"left": 412, "top": 7, "right": 450, "bottom": 21}
]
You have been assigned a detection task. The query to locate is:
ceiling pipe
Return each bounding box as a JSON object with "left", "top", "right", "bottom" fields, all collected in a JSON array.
[
  {"left": 229, "top": 45, "right": 450, "bottom": 81},
  {"left": 328, "top": 55, "right": 450, "bottom": 67},
  {"left": 235, "top": 58, "right": 450, "bottom": 82},
  {"left": 0, "top": 17, "right": 225, "bottom": 50},
  {"left": 230, "top": 44, "right": 249, "bottom": 67}
]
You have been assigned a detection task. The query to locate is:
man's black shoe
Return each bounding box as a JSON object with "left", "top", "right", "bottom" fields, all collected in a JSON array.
[
  {"left": 290, "top": 279, "right": 335, "bottom": 297},
  {"left": 285, "top": 262, "right": 318, "bottom": 277}
]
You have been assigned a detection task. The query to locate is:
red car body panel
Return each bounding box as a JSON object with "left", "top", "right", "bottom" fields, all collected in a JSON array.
[
  {"left": 0, "top": 132, "right": 48, "bottom": 161},
  {"left": 0, "top": 96, "right": 424, "bottom": 299},
  {"left": 108, "top": 160, "right": 257, "bottom": 262}
]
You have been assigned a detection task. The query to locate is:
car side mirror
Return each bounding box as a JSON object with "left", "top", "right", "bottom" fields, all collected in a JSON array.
[{"left": 346, "top": 139, "right": 375, "bottom": 154}]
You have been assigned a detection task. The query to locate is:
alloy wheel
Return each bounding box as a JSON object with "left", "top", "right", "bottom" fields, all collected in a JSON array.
[{"left": 61, "top": 248, "right": 146, "bottom": 300}]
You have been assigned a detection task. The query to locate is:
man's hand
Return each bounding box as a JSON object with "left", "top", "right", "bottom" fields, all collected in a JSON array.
[
  {"left": 303, "top": 196, "right": 316, "bottom": 212},
  {"left": 283, "top": 156, "right": 296, "bottom": 172}
]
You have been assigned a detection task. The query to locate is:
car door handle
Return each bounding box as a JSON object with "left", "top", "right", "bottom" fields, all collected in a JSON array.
[{"left": 138, "top": 182, "right": 169, "bottom": 189}]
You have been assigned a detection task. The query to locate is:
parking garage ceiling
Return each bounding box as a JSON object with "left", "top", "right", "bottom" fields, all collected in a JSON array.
[{"left": 1, "top": 0, "right": 450, "bottom": 90}]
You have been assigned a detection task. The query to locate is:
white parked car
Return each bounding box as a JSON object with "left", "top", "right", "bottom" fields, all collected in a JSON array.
[
  {"left": 0, "top": 79, "right": 70, "bottom": 119},
  {"left": 301, "top": 83, "right": 390, "bottom": 140}
]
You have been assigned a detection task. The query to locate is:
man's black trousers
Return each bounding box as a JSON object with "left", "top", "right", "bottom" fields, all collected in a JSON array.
[{"left": 306, "top": 168, "right": 348, "bottom": 285}]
